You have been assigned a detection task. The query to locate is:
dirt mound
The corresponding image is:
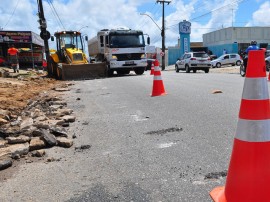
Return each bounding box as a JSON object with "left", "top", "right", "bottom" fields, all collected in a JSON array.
[{"left": 0, "top": 74, "right": 66, "bottom": 117}]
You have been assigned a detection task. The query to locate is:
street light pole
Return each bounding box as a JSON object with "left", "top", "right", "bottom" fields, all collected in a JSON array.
[
  {"left": 156, "top": 0, "right": 171, "bottom": 70},
  {"left": 140, "top": 13, "right": 161, "bottom": 31},
  {"left": 78, "top": 26, "right": 89, "bottom": 32}
]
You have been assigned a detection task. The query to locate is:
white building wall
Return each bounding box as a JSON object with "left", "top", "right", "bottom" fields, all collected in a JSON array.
[{"left": 203, "top": 27, "right": 270, "bottom": 46}]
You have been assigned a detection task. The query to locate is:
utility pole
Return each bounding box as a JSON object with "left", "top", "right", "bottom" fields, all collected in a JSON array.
[
  {"left": 156, "top": 0, "right": 171, "bottom": 71},
  {"left": 37, "top": 0, "right": 52, "bottom": 76}
]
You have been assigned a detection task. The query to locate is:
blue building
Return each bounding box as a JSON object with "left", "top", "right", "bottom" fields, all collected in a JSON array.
[
  {"left": 167, "top": 26, "right": 270, "bottom": 66},
  {"left": 203, "top": 27, "right": 270, "bottom": 57}
]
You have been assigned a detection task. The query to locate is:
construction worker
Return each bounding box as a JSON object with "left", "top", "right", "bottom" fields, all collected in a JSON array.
[
  {"left": 7, "top": 44, "right": 19, "bottom": 73},
  {"left": 42, "top": 59, "right": 47, "bottom": 71}
]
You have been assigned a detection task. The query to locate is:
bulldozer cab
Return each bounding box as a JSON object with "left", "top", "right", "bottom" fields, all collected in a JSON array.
[
  {"left": 50, "top": 31, "right": 89, "bottom": 65},
  {"left": 54, "top": 31, "right": 84, "bottom": 53},
  {"left": 49, "top": 31, "right": 106, "bottom": 80}
]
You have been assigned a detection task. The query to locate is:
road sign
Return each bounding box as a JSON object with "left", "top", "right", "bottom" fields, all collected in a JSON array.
[
  {"left": 40, "top": 30, "right": 51, "bottom": 40},
  {"left": 160, "top": 52, "right": 165, "bottom": 56}
]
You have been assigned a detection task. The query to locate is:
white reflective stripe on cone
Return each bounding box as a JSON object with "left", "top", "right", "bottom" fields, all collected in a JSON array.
[
  {"left": 242, "top": 78, "right": 269, "bottom": 100},
  {"left": 235, "top": 119, "right": 270, "bottom": 142},
  {"left": 154, "top": 66, "right": 160, "bottom": 71},
  {"left": 154, "top": 76, "right": 162, "bottom": 80}
]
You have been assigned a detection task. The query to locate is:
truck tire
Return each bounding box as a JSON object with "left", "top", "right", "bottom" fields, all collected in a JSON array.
[
  {"left": 134, "top": 68, "right": 144, "bottom": 75},
  {"left": 48, "top": 57, "right": 56, "bottom": 78},
  {"left": 51, "top": 61, "right": 59, "bottom": 79},
  {"left": 56, "top": 66, "right": 62, "bottom": 80}
]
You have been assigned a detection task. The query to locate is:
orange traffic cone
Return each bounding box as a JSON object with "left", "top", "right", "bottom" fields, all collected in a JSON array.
[
  {"left": 151, "top": 60, "right": 166, "bottom": 96},
  {"left": 210, "top": 49, "right": 270, "bottom": 202},
  {"left": 150, "top": 62, "right": 154, "bottom": 75}
]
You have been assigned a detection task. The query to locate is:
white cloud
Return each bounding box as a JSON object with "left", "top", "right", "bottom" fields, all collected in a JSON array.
[{"left": 246, "top": 1, "right": 270, "bottom": 26}]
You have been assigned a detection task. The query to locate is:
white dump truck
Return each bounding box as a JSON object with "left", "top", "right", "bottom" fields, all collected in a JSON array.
[{"left": 88, "top": 28, "right": 150, "bottom": 76}]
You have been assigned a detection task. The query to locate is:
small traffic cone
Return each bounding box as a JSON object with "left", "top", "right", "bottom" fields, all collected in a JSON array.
[
  {"left": 150, "top": 62, "right": 154, "bottom": 75},
  {"left": 151, "top": 60, "right": 166, "bottom": 96},
  {"left": 210, "top": 49, "right": 270, "bottom": 202}
]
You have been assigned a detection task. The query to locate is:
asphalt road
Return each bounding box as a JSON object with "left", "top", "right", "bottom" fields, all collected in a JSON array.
[{"left": 0, "top": 67, "right": 249, "bottom": 202}]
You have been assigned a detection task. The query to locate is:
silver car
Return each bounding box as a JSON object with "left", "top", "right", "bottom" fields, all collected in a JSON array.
[
  {"left": 175, "top": 52, "right": 211, "bottom": 73},
  {"left": 211, "top": 54, "right": 242, "bottom": 68}
]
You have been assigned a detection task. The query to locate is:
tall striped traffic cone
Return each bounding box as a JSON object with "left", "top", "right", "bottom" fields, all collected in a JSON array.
[
  {"left": 210, "top": 49, "right": 270, "bottom": 202},
  {"left": 151, "top": 60, "right": 166, "bottom": 96},
  {"left": 150, "top": 62, "right": 154, "bottom": 75}
]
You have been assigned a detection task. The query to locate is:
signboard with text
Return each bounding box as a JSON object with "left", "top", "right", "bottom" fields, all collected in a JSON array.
[
  {"left": 0, "top": 31, "right": 44, "bottom": 46},
  {"left": 179, "top": 21, "right": 191, "bottom": 56}
]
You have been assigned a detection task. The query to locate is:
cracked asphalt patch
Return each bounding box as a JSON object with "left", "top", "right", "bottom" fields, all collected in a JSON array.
[
  {"left": 145, "top": 127, "right": 183, "bottom": 136},
  {"left": 204, "top": 170, "right": 227, "bottom": 180}
]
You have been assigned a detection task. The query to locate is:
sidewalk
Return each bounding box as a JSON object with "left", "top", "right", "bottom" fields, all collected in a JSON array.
[
  {"left": 163, "top": 64, "right": 240, "bottom": 74},
  {"left": 0, "top": 66, "right": 47, "bottom": 78}
]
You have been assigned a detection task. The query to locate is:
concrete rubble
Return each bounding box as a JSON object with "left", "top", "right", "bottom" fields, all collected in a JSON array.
[{"left": 0, "top": 88, "right": 75, "bottom": 171}]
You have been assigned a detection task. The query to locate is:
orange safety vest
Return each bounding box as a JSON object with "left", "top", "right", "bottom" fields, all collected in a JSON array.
[{"left": 8, "top": 47, "right": 18, "bottom": 56}]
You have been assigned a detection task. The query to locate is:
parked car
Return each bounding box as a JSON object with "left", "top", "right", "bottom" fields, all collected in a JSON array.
[
  {"left": 265, "top": 56, "right": 270, "bottom": 71},
  {"left": 208, "top": 54, "right": 217, "bottom": 60},
  {"left": 211, "top": 54, "right": 242, "bottom": 68},
  {"left": 175, "top": 52, "right": 211, "bottom": 73}
]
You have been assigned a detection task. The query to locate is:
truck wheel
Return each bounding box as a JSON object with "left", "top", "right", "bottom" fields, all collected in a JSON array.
[
  {"left": 205, "top": 68, "right": 209, "bottom": 73},
  {"left": 56, "top": 66, "right": 62, "bottom": 80},
  {"left": 47, "top": 63, "right": 53, "bottom": 77},
  {"left": 51, "top": 61, "right": 58, "bottom": 79},
  {"left": 134, "top": 68, "right": 144, "bottom": 75},
  {"left": 48, "top": 57, "right": 55, "bottom": 78}
]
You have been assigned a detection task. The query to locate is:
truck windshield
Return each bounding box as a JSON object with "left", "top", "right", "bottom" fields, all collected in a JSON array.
[
  {"left": 109, "top": 34, "right": 145, "bottom": 48},
  {"left": 60, "top": 34, "right": 83, "bottom": 50}
]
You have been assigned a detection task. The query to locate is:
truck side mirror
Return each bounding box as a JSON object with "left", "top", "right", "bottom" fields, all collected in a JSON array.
[
  {"left": 51, "top": 36, "right": 54, "bottom": 41},
  {"left": 85, "top": 36, "right": 88, "bottom": 41},
  {"left": 147, "top": 37, "right": 150, "bottom": 45}
]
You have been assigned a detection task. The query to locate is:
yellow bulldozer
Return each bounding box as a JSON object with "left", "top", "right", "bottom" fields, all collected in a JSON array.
[{"left": 49, "top": 31, "right": 106, "bottom": 80}]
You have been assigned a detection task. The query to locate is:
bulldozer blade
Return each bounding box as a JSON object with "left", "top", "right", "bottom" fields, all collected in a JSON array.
[{"left": 61, "top": 62, "right": 106, "bottom": 80}]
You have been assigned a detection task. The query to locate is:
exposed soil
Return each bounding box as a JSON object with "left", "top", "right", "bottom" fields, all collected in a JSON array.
[
  {"left": 0, "top": 68, "right": 67, "bottom": 118},
  {"left": 0, "top": 67, "right": 69, "bottom": 179}
]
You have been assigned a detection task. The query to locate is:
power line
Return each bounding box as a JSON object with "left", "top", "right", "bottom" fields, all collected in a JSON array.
[
  {"left": 167, "top": 0, "right": 248, "bottom": 29},
  {"left": 47, "top": 1, "right": 63, "bottom": 29},
  {"left": 46, "top": 0, "right": 66, "bottom": 30},
  {"left": 3, "top": 0, "right": 19, "bottom": 29},
  {"left": 138, "top": 3, "right": 159, "bottom": 32}
]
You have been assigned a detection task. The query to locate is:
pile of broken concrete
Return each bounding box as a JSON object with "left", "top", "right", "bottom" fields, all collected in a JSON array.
[{"left": 0, "top": 91, "right": 75, "bottom": 171}]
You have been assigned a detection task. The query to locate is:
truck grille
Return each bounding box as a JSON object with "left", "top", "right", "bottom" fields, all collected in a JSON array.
[
  {"left": 72, "top": 53, "right": 83, "bottom": 61},
  {"left": 116, "top": 53, "right": 142, "bottom": 61}
]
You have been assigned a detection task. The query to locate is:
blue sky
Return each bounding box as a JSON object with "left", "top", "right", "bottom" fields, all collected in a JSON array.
[{"left": 1, "top": 0, "right": 270, "bottom": 49}]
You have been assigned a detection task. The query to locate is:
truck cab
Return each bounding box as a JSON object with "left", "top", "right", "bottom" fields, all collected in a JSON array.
[{"left": 88, "top": 28, "right": 150, "bottom": 76}]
